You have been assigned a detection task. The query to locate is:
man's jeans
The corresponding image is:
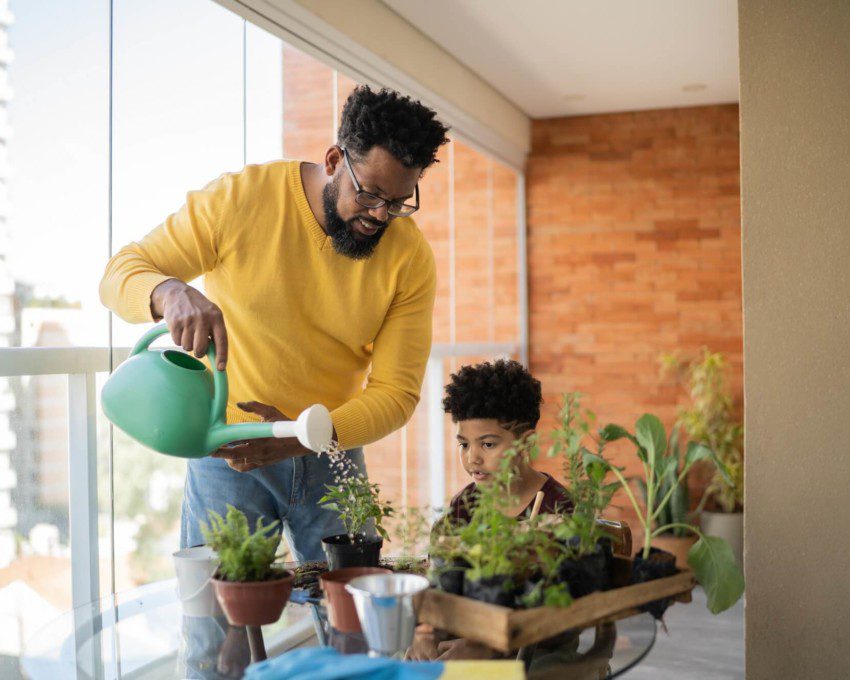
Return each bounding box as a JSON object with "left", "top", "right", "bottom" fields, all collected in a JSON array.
[{"left": 180, "top": 447, "right": 366, "bottom": 562}]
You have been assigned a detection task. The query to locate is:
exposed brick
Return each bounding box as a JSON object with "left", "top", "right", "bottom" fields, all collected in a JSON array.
[{"left": 528, "top": 105, "right": 743, "bottom": 508}]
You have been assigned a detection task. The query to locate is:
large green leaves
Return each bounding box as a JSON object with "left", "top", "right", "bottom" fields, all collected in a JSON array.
[
  {"left": 687, "top": 535, "right": 745, "bottom": 614},
  {"left": 636, "top": 414, "right": 667, "bottom": 467},
  {"left": 598, "top": 423, "right": 633, "bottom": 443}
]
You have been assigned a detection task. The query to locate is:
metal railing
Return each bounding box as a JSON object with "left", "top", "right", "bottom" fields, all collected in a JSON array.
[{"left": 0, "top": 342, "right": 520, "bottom": 603}]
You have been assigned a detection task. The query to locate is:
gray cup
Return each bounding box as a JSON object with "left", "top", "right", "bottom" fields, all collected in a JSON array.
[{"left": 345, "top": 573, "right": 430, "bottom": 658}]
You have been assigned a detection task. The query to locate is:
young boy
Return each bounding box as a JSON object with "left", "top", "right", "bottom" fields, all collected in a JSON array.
[
  {"left": 442, "top": 358, "right": 572, "bottom": 522},
  {"left": 408, "top": 360, "right": 572, "bottom": 662}
]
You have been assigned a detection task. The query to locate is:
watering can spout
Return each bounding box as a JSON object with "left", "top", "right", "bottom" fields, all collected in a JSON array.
[{"left": 205, "top": 404, "right": 334, "bottom": 453}]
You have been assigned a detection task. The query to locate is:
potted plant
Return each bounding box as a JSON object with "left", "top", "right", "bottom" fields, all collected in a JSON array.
[
  {"left": 319, "top": 566, "right": 391, "bottom": 633},
  {"left": 428, "top": 516, "right": 469, "bottom": 596},
  {"left": 200, "top": 505, "right": 294, "bottom": 627},
  {"left": 663, "top": 349, "right": 744, "bottom": 565},
  {"left": 389, "top": 504, "right": 431, "bottom": 572},
  {"left": 454, "top": 452, "right": 530, "bottom": 606},
  {"left": 320, "top": 472, "right": 394, "bottom": 569},
  {"left": 638, "top": 427, "right": 696, "bottom": 568},
  {"left": 592, "top": 413, "right": 745, "bottom": 617},
  {"left": 545, "top": 394, "right": 619, "bottom": 598}
]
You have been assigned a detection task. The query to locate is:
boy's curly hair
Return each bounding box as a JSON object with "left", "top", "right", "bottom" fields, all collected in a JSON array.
[
  {"left": 338, "top": 86, "right": 450, "bottom": 169},
  {"left": 442, "top": 359, "right": 542, "bottom": 434}
]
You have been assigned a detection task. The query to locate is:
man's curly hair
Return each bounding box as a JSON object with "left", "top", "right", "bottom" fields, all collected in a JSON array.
[
  {"left": 338, "top": 86, "right": 450, "bottom": 170},
  {"left": 442, "top": 359, "right": 542, "bottom": 434}
]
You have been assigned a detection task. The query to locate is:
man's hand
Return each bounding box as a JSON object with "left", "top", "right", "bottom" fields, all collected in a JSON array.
[
  {"left": 212, "top": 401, "right": 312, "bottom": 472},
  {"left": 151, "top": 278, "right": 228, "bottom": 370}
]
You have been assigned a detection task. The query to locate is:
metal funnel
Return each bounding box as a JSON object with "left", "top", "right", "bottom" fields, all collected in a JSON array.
[{"left": 345, "top": 573, "right": 430, "bottom": 658}]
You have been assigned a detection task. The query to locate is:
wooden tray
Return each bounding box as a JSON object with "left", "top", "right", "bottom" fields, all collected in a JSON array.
[{"left": 418, "top": 555, "right": 695, "bottom": 652}]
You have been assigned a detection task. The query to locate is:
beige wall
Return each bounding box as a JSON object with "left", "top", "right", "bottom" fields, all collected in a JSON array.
[
  {"left": 739, "top": 1, "right": 850, "bottom": 677},
  {"left": 291, "top": 0, "right": 531, "bottom": 155}
]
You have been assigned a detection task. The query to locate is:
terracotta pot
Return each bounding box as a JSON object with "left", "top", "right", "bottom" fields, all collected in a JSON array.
[
  {"left": 320, "top": 566, "right": 391, "bottom": 633},
  {"left": 701, "top": 510, "right": 743, "bottom": 567},
  {"left": 212, "top": 569, "right": 294, "bottom": 627},
  {"left": 651, "top": 533, "right": 697, "bottom": 569}
]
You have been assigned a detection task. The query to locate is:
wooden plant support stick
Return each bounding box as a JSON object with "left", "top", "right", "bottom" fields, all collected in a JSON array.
[{"left": 529, "top": 491, "right": 545, "bottom": 520}]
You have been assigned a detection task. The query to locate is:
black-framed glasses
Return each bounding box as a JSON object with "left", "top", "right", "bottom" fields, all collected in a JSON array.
[{"left": 340, "top": 146, "right": 420, "bottom": 218}]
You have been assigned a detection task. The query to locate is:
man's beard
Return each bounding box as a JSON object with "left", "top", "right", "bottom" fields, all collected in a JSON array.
[{"left": 321, "top": 179, "right": 387, "bottom": 260}]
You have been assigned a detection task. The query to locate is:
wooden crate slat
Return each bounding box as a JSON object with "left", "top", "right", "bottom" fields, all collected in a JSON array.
[{"left": 419, "top": 568, "right": 696, "bottom": 652}]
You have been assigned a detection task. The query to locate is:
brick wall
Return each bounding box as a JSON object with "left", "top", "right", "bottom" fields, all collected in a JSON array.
[{"left": 527, "top": 105, "right": 743, "bottom": 533}]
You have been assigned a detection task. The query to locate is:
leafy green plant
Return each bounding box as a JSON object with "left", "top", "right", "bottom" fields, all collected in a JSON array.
[
  {"left": 591, "top": 414, "right": 745, "bottom": 613},
  {"left": 547, "top": 393, "right": 619, "bottom": 555},
  {"left": 392, "top": 505, "right": 431, "bottom": 559},
  {"left": 200, "top": 505, "right": 281, "bottom": 582},
  {"left": 457, "top": 447, "right": 530, "bottom": 581},
  {"left": 320, "top": 474, "right": 394, "bottom": 542},
  {"left": 636, "top": 427, "right": 690, "bottom": 537},
  {"left": 662, "top": 349, "right": 744, "bottom": 513}
]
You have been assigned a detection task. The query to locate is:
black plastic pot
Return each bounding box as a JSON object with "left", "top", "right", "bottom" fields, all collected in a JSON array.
[
  {"left": 629, "top": 547, "right": 678, "bottom": 619},
  {"left": 516, "top": 572, "right": 545, "bottom": 608},
  {"left": 321, "top": 534, "right": 382, "bottom": 570},
  {"left": 557, "top": 538, "right": 614, "bottom": 598},
  {"left": 463, "top": 573, "right": 518, "bottom": 608},
  {"left": 429, "top": 555, "right": 469, "bottom": 596}
]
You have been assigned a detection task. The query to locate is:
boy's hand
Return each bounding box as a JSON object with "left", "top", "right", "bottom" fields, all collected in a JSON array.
[
  {"left": 436, "top": 638, "right": 499, "bottom": 661},
  {"left": 404, "top": 625, "right": 441, "bottom": 661}
]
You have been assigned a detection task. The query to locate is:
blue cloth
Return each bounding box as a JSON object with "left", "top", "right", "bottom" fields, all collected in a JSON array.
[
  {"left": 180, "top": 448, "right": 366, "bottom": 561},
  {"left": 245, "top": 648, "right": 444, "bottom": 680}
]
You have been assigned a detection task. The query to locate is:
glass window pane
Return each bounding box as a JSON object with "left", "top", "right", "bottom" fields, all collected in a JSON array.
[
  {"left": 246, "top": 21, "right": 283, "bottom": 165},
  {"left": 111, "top": 0, "right": 244, "bottom": 589},
  {"left": 282, "top": 43, "right": 334, "bottom": 161},
  {"left": 493, "top": 161, "right": 519, "bottom": 343},
  {"left": 2, "top": 0, "right": 110, "bottom": 668},
  {"left": 453, "top": 140, "right": 493, "bottom": 343}
]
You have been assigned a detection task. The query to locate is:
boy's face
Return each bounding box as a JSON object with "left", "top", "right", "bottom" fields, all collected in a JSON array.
[{"left": 456, "top": 419, "right": 518, "bottom": 484}]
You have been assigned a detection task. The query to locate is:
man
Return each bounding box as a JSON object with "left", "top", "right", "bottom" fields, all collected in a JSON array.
[{"left": 100, "top": 86, "right": 450, "bottom": 560}]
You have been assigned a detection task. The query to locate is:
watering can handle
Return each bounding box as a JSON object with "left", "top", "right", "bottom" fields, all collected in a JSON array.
[
  {"left": 130, "top": 323, "right": 229, "bottom": 428},
  {"left": 129, "top": 323, "right": 172, "bottom": 356}
]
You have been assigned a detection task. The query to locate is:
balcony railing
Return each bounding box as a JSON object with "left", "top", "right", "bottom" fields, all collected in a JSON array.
[{"left": 0, "top": 340, "right": 519, "bottom": 623}]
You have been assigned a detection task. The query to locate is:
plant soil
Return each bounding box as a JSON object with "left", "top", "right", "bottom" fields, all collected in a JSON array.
[
  {"left": 630, "top": 547, "right": 678, "bottom": 619},
  {"left": 428, "top": 556, "right": 469, "bottom": 595},
  {"left": 463, "top": 573, "right": 518, "bottom": 608},
  {"left": 557, "top": 539, "right": 613, "bottom": 599},
  {"left": 322, "top": 533, "right": 382, "bottom": 570}
]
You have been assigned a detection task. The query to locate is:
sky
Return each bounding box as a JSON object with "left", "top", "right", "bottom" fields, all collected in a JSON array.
[{"left": 7, "top": 0, "right": 282, "bottom": 345}]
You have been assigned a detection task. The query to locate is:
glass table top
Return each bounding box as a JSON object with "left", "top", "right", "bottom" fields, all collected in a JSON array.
[{"left": 21, "top": 577, "right": 656, "bottom": 679}]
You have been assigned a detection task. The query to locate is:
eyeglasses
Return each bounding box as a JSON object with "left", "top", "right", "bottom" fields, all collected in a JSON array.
[{"left": 340, "top": 146, "right": 420, "bottom": 218}]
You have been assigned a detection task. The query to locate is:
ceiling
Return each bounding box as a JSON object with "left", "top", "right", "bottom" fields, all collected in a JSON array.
[{"left": 382, "top": 0, "right": 740, "bottom": 119}]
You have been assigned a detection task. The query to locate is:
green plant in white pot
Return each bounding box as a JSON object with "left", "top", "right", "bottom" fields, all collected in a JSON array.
[
  {"left": 663, "top": 349, "right": 744, "bottom": 565},
  {"left": 590, "top": 414, "right": 745, "bottom": 617}
]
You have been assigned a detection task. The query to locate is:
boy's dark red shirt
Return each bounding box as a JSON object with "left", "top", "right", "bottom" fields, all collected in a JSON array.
[{"left": 447, "top": 472, "right": 573, "bottom": 523}]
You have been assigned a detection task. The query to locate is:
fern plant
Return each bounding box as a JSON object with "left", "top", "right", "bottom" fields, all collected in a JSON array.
[{"left": 200, "top": 505, "right": 281, "bottom": 582}]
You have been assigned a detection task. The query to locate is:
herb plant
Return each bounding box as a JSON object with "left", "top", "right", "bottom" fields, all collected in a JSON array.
[
  {"left": 548, "top": 393, "right": 619, "bottom": 555},
  {"left": 200, "top": 505, "right": 281, "bottom": 582},
  {"left": 320, "top": 474, "right": 394, "bottom": 543}
]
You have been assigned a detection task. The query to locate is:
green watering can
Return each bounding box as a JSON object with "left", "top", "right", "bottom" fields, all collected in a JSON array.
[{"left": 101, "top": 323, "right": 334, "bottom": 458}]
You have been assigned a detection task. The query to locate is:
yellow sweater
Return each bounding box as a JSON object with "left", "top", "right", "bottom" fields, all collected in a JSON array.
[{"left": 99, "top": 161, "right": 436, "bottom": 449}]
